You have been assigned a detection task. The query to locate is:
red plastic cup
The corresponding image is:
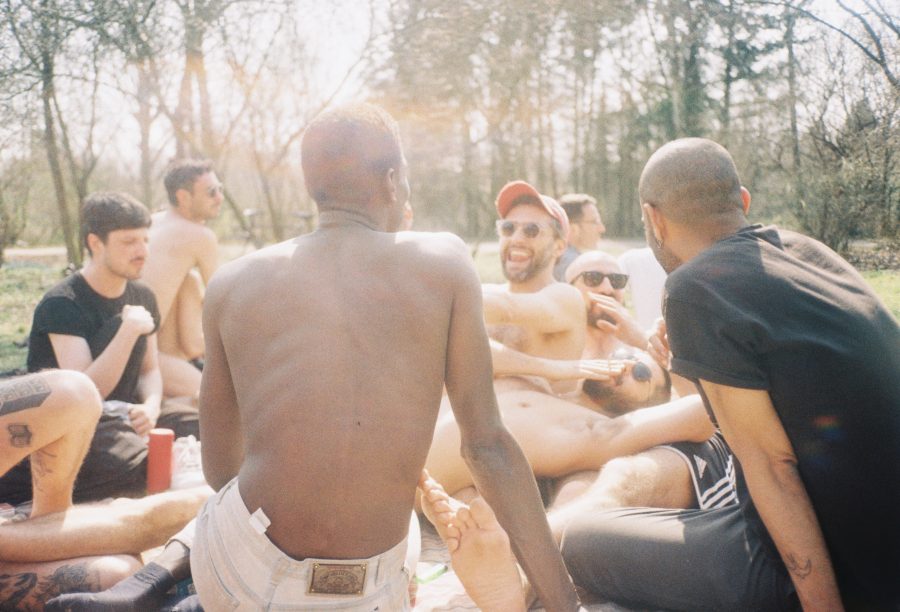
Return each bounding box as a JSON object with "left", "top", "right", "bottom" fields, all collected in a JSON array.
[{"left": 147, "top": 428, "right": 175, "bottom": 493}]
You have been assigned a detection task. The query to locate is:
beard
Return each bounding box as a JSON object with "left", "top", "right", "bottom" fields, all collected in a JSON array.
[
  {"left": 583, "top": 378, "right": 644, "bottom": 416},
  {"left": 501, "top": 242, "right": 556, "bottom": 283},
  {"left": 644, "top": 222, "right": 681, "bottom": 274}
]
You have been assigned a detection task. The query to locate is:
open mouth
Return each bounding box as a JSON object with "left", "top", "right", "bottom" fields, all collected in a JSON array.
[{"left": 506, "top": 247, "right": 532, "bottom": 263}]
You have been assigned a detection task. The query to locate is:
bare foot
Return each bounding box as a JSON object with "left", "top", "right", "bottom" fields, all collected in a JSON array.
[
  {"left": 417, "top": 471, "right": 526, "bottom": 612},
  {"left": 418, "top": 470, "right": 463, "bottom": 549}
]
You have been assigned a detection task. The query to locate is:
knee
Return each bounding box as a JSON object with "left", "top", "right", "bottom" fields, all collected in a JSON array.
[
  {"left": 91, "top": 555, "right": 144, "bottom": 589},
  {"left": 45, "top": 371, "right": 102, "bottom": 425}
]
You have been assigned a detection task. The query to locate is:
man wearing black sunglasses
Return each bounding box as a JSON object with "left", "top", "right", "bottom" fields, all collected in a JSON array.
[
  {"left": 565, "top": 251, "right": 650, "bottom": 360},
  {"left": 142, "top": 159, "right": 224, "bottom": 400},
  {"left": 484, "top": 181, "right": 587, "bottom": 395}
]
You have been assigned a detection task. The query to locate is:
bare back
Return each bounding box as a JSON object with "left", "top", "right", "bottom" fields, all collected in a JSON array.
[
  {"left": 143, "top": 210, "right": 218, "bottom": 324},
  {"left": 200, "top": 226, "right": 481, "bottom": 559}
]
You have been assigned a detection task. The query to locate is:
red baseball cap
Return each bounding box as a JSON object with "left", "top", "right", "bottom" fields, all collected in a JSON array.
[{"left": 495, "top": 181, "right": 570, "bottom": 238}]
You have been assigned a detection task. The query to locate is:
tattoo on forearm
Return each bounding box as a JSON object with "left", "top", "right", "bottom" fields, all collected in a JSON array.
[
  {"left": 0, "top": 377, "right": 51, "bottom": 417},
  {"left": 0, "top": 563, "right": 97, "bottom": 610},
  {"left": 8, "top": 424, "right": 32, "bottom": 448},
  {"left": 785, "top": 553, "right": 812, "bottom": 579}
]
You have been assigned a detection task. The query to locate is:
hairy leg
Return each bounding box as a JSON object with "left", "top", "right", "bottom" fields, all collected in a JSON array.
[
  {"left": 548, "top": 447, "right": 694, "bottom": 539},
  {"left": 0, "top": 554, "right": 141, "bottom": 611},
  {"left": 0, "top": 487, "right": 210, "bottom": 563},
  {"left": 418, "top": 472, "right": 526, "bottom": 612},
  {"left": 0, "top": 371, "right": 102, "bottom": 517}
]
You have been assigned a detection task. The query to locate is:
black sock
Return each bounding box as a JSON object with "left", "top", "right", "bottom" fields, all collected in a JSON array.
[{"left": 44, "top": 562, "right": 176, "bottom": 612}]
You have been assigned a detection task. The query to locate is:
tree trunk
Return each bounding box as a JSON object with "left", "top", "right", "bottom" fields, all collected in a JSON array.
[
  {"left": 137, "top": 62, "right": 154, "bottom": 207},
  {"left": 41, "top": 53, "right": 79, "bottom": 266},
  {"left": 786, "top": 9, "right": 804, "bottom": 207}
]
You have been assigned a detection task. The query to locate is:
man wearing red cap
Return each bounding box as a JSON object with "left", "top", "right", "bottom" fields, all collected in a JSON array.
[{"left": 484, "top": 181, "right": 587, "bottom": 395}]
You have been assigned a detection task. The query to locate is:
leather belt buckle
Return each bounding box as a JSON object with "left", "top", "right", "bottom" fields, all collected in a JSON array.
[{"left": 308, "top": 562, "right": 368, "bottom": 595}]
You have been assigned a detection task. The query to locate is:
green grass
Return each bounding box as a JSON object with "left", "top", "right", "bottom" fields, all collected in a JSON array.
[
  {"left": 1, "top": 250, "right": 898, "bottom": 373},
  {"left": 861, "top": 269, "right": 900, "bottom": 320},
  {"left": 0, "top": 261, "right": 67, "bottom": 373}
]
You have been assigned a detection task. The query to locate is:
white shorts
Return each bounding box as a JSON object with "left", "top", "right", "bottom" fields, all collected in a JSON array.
[{"left": 191, "top": 478, "right": 417, "bottom": 610}]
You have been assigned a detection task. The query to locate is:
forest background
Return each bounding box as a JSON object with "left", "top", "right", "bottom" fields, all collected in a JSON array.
[
  {"left": 0, "top": 0, "right": 897, "bottom": 261},
  {"left": 0, "top": 0, "right": 898, "bottom": 372}
]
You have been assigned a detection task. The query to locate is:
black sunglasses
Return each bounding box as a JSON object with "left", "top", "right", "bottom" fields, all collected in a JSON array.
[
  {"left": 610, "top": 349, "right": 653, "bottom": 382},
  {"left": 571, "top": 270, "right": 629, "bottom": 290},
  {"left": 496, "top": 220, "right": 556, "bottom": 239}
]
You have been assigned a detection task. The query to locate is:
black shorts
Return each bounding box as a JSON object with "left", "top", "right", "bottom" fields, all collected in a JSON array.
[{"left": 659, "top": 431, "right": 737, "bottom": 509}]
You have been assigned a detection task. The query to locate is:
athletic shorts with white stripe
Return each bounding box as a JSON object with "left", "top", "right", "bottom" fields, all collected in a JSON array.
[{"left": 658, "top": 431, "right": 738, "bottom": 509}]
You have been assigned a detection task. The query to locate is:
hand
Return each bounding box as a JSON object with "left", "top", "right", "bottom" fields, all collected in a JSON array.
[
  {"left": 121, "top": 305, "right": 155, "bottom": 336},
  {"left": 127, "top": 403, "right": 158, "bottom": 436},
  {"left": 647, "top": 317, "right": 671, "bottom": 369},
  {"left": 588, "top": 293, "right": 648, "bottom": 349},
  {"left": 545, "top": 358, "right": 626, "bottom": 382}
]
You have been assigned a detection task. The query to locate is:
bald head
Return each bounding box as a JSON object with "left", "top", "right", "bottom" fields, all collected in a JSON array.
[
  {"left": 639, "top": 138, "right": 745, "bottom": 225},
  {"left": 565, "top": 251, "right": 621, "bottom": 284},
  {"left": 301, "top": 103, "right": 403, "bottom": 209}
]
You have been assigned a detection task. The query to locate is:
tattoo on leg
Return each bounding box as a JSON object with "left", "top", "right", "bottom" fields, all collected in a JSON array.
[
  {"left": 34, "top": 563, "right": 95, "bottom": 602},
  {"left": 31, "top": 448, "right": 55, "bottom": 478},
  {"left": 0, "top": 564, "right": 97, "bottom": 610},
  {"left": 785, "top": 553, "right": 812, "bottom": 579},
  {"left": 0, "top": 571, "right": 37, "bottom": 609},
  {"left": 8, "top": 424, "right": 32, "bottom": 448},
  {"left": 0, "top": 377, "right": 52, "bottom": 417}
]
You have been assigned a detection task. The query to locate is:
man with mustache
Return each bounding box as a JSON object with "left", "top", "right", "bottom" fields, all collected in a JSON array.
[{"left": 0, "top": 193, "right": 166, "bottom": 507}]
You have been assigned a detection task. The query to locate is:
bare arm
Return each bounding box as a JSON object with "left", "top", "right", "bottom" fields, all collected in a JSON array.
[
  {"left": 608, "top": 394, "right": 714, "bottom": 449},
  {"left": 130, "top": 333, "right": 163, "bottom": 436},
  {"left": 699, "top": 381, "right": 843, "bottom": 610},
  {"left": 490, "top": 339, "right": 623, "bottom": 382},
  {"left": 482, "top": 283, "right": 585, "bottom": 335},
  {"left": 194, "top": 228, "right": 219, "bottom": 285},
  {"left": 588, "top": 293, "right": 648, "bottom": 350},
  {"left": 49, "top": 305, "right": 155, "bottom": 399},
  {"left": 198, "top": 275, "right": 243, "bottom": 491},
  {"left": 446, "top": 251, "right": 579, "bottom": 611}
]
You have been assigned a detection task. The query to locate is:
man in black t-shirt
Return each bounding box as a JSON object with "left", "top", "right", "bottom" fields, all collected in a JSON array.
[
  {"left": 1, "top": 192, "right": 163, "bottom": 504},
  {"left": 561, "top": 139, "right": 900, "bottom": 611}
]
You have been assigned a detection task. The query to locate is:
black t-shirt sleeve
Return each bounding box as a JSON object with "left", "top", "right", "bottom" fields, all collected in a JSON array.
[
  {"left": 666, "top": 294, "right": 770, "bottom": 390},
  {"left": 32, "top": 297, "right": 92, "bottom": 339}
]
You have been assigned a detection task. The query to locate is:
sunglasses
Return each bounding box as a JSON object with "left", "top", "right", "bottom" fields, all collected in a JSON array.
[
  {"left": 496, "top": 220, "right": 555, "bottom": 239},
  {"left": 571, "top": 270, "right": 629, "bottom": 290},
  {"left": 206, "top": 184, "right": 225, "bottom": 197},
  {"left": 610, "top": 350, "right": 653, "bottom": 382}
]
